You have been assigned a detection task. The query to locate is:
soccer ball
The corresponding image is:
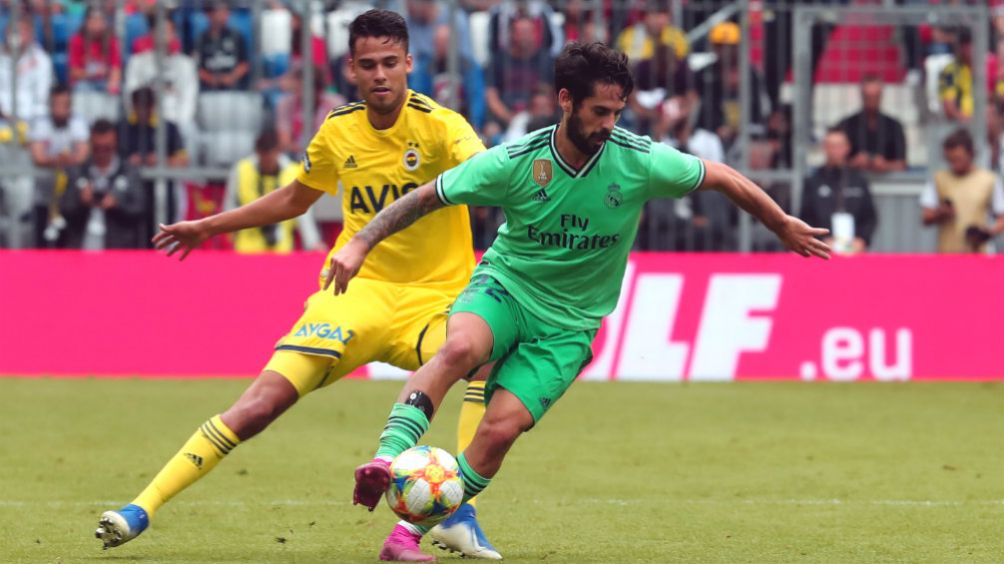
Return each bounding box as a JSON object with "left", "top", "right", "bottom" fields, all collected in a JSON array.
[{"left": 385, "top": 445, "right": 464, "bottom": 525}]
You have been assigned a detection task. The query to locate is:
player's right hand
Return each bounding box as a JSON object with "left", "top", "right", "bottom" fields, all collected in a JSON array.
[
  {"left": 324, "top": 239, "right": 369, "bottom": 295},
  {"left": 152, "top": 220, "right": 208, "bottom": 261}
]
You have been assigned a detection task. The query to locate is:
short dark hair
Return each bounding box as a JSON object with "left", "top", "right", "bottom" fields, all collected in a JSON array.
[
  {"left": 554, "top": 42, "right": 634, "bottom": 106},
  {"left": 825, "top": 126, "right": 848, "bottom": 139},
  {"left": 50, "top": 83, "right": 71, "bottom": 99},
  {"left": 91, "top": 119, "right": 116, "bottom": 137},
  {"left": 943, "top": 128, "right": 974, "bottom": 155},
  {"left": 255, "top": 129, "right": 279, "bottom": 153},
  {"left": 131, "top": 86, "right": 156, "bottom": 109},
  {"left": 348, "top": 9, "right": 408, "bottom": 55}
]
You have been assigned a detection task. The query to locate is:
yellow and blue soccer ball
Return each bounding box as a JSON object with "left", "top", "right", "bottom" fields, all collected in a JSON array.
[{"left": 385, "top": 445, "right": 464, "bottom": 525}]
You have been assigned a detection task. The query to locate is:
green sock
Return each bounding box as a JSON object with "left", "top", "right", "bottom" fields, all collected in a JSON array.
[
  {"left": 374, "top": 403, "right": 430, "bottom": 460},
  {"left": 457, "top": 452, "right": 491, "bottom": 504}
]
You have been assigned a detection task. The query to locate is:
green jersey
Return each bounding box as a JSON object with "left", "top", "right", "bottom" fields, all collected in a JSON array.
[{"left": 435, "top": 125, "right": 706, "bottom": 330}]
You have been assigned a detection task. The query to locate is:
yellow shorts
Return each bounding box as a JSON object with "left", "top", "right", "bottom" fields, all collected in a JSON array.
[{"left": 265, "top": 278, "right": 455, "bottom": 396}]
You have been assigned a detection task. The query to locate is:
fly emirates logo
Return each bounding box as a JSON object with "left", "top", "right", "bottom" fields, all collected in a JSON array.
[{"left": 527, "top": 214, "right": 621, "bottom": 250}]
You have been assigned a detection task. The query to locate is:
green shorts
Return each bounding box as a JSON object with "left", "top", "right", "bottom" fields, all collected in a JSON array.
[{"left": 450, "top": 274, "right": 595, "bottom": 423}]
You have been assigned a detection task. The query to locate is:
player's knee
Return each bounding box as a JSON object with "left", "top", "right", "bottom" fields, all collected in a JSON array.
[
  {"left": 227, "top": 394, "right": 288, "bottom": 439},
  {"left": 475, "top": 417, "right": 523, "bottom": 455},
  {"left": 437, "top": 337, "right": 486, "bottom": 373}
]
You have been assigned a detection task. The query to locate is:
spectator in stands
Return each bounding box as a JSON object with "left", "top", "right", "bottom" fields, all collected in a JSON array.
[
  {"left": 939, "top": 27, "right": 974, "bottom": 122},
  {"left": 405, "top": 0, "right": 474, "bottom": 66},
  {"left": 503, "top": 84, "right": 559, "bottom": 143},
  {"left": 119, "top": 86, "right": 188, "bottom": 169},
  {"left": 130, "top": 11, "right": 182, "bottom": 54},
  {"left": 561, "top": 0, "right": 607, "bottom": 44},
  {"left": 0, "top": 13, "right": 53, "bottom": 122},
  {"left": 987, "top": 100, "right": 1004, "bottom": 172},
  {"left": 488, "top": 0, "right": 563, "bottom": 58},
  {"left": 657, "top": 96, "right": 732, "bottom": 251},
  {"left": 800, "top": 128, "right": 877, "bottom": 255},
  {"left": 195, "top": 1, "right": 250, "bottom": 91},
  {"left": 28, "top": 84, "right": 90, "bottom": 247},
  {"left": 274, "top": 64, "right": 341, "bottom": 157},
  {"left": 119, "top": 86, "right": 187, "bottom": 241},
  {"left": 224, "top": 129, "right": 323, "bottom": 254},
  {"left": 615, "top": 0, "right": 688, "bottom": 64},
  {"left": 68, "top": 6, "right": 122, "bottom": 94},
  {"left": 696, "top": 22, "right": 767, "bottom": 150},
  {"left": 921, "top": 129, "right": 1004, "bottom": 253},
  {"left": 629, "top": 43, "right": 694, "bottom": 136},
  {"left": 485, "top": 16, "right": 554, "bottom": 128},
  {"left": 124, "top": 14, "right": 198, "bottom": 136},
  {"left": 837, "top": 75, "right": 907, "bottom": 174},
  {"left": 410, "top": 23, "right": 486, "bottom": 130},
  {"left": 59, "top": 119, "right": 146, "bottom": 250}
]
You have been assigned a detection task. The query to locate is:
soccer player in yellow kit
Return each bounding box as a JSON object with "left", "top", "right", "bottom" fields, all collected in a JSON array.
[{"left": 95, "top": 10, "right": 500, "bottom": 560}]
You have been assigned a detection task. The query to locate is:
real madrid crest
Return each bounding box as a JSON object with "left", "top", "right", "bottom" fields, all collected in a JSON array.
[
  {"left": 532, "top": 159, "right": 552, "bottom": 188},
  {"left": 605, "top": 183, "right": 623, "bottom": 208},
  {"left": 403, "top": 141, "right": 421, "bottom": 171}
]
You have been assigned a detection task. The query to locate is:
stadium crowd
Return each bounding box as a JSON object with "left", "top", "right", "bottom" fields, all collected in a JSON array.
[{"left": 2, "top": 0, "right": 1004, "bottom": 253}]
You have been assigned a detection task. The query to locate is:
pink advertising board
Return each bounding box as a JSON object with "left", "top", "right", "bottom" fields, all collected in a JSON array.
[{"left": 1, "top": 251, "right": 1001, "bottom": 381}]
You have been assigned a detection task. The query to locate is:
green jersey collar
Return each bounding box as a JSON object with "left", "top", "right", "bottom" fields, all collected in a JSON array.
[{"left": 549, "top": 125, "right": 605, "bottom": 179}]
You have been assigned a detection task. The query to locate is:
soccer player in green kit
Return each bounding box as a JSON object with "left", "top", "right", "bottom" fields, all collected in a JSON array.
[{"left": 330, "top": 42, "right": 831, "bottom": 561}]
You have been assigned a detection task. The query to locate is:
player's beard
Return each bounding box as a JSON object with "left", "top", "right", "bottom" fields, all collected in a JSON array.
[
  {"left": 566, "top": 111, "right": 609, "bottom": 156},
  {"left": 366, "top": 86, "right": 406, "bottom": 116}
]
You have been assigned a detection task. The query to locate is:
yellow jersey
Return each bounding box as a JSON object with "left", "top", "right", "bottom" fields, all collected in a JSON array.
[{"left": 297, "top": 90, "right": 485, "bottom": 292}]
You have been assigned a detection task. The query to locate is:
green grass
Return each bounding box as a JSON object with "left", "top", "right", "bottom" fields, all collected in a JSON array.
[{"left": 0, "top": 378, "right": 1001, "bottom": 563}]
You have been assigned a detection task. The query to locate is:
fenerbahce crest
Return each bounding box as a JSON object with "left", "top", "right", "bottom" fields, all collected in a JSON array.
[
  {"left": 532, "top": 159, "right": 552, "bottom": 188},
  {"left": 403, "top": 142, "right": 421, "bottom": 171}
]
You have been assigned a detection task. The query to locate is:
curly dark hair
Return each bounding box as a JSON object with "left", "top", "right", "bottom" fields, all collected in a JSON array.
[
  {"left": 554, "top": 41, "right": 634, "bottom": 106},
  {"left": 348, "top": 9, "right": 409, "bottom": 55}
]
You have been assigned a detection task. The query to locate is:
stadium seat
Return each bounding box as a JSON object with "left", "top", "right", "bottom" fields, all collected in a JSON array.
[
  {"left": 201, "top": 130, "right": 255, "bottom": 167},
  {"left": 197, "top": 92, "right": 263, "bottom": 133},
  {"left": 195, "top": 91, "right": 263, "bottom": 167},
  {"left": 262, "top": 53, "right": 290, "bottom": 79},
  {"left": 124, "top": 12, "right": 149, "bottom": 57},
  {"left": 52, "top": 52, "right": 69, "bottom": 85},
  {"left": 72, "top": 91, "right": 121, "bottom": 125},
  {"left": 468, "top": 11, "right": 490, "bottom": 68},
  {"left": 260, "top": 9, "right": 291, "bottom": 56}
]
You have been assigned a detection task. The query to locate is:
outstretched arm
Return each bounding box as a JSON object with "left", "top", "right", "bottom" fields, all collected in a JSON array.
[
  {"left": 700, "top": 160, "right": 831, "bottom": 259},
  {"left": 152, "top": 179, "right": 324, "bottom": 260},
  {"left": 325, "top": 181, "right": 444, "bottom": 294}
]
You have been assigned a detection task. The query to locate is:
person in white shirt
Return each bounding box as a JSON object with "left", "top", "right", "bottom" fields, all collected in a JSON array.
[
  {"left": 0, "top": 13, "right": 53, "bottom": 123},
  {"left": 28, "top": 84, "right": 90, "bottom": 247},
  {"left": 123, "top": 16, "right": 198, "bottom": 137}
]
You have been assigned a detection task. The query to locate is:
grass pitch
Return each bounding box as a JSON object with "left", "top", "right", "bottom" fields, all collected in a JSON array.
[{"left": 0, "top": 378, "right": 1001, "bottom": 563}]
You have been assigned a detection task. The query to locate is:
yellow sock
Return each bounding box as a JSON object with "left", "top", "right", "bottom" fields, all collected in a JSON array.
[
  {"left": 132, "top": 415, "right": 241, "bottom": 518},
  {"left": 458, "top": 381, "right": 486, "bottom": 507}
]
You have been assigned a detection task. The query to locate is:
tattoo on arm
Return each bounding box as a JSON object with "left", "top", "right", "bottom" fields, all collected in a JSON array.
[{"left": 355, "top": 184, "right": 445, "bottom": 249}]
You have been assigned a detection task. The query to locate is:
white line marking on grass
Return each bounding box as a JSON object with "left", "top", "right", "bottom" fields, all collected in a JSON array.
[{"left": 2, "top": 498, "right": 1003, "bottom": 509}]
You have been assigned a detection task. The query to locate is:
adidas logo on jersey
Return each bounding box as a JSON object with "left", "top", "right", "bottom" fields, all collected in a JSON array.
[
  {"left": 183, "top": 452, "right": 204, "bottom": 469},
  {"left": 532, "top": 189, "right": 550, "bottom": 202},
  {"left": 344, "top": 155, "right": 358, "bottom": 169}
]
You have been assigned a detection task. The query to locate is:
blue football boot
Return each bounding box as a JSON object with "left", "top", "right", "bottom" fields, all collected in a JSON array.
[
  {"left": 95, "top": 503, "right": 149, "bottom": 549},
  {"left": 429, "top": 503, "right": 502, "bottom": 560}
]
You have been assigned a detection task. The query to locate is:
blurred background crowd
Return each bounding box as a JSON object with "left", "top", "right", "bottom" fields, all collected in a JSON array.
[{"left": 1, "top": 0, "right": 1003, "bottom": 254}]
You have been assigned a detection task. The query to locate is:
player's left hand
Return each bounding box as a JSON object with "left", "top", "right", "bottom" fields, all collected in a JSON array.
[
  {"left": 776, "top": 215, "right": 831, "bottom": 260},
  {"left": 324, "top": 239, "right": 369, "bottom": 295}
]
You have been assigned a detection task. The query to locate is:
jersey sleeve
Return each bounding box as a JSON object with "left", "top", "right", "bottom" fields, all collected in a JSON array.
[
  {"left": 441, "top": 110, "right": 486, "bottom": 166},
  {"left": 647, "top": 142, "right": 706, "bottom": 199},
  {"left": 435, "top": 144, "right": 510, "bottom": 207},
  {"left": 296, "top": 121, "right": 340, "bottom": 195}
]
